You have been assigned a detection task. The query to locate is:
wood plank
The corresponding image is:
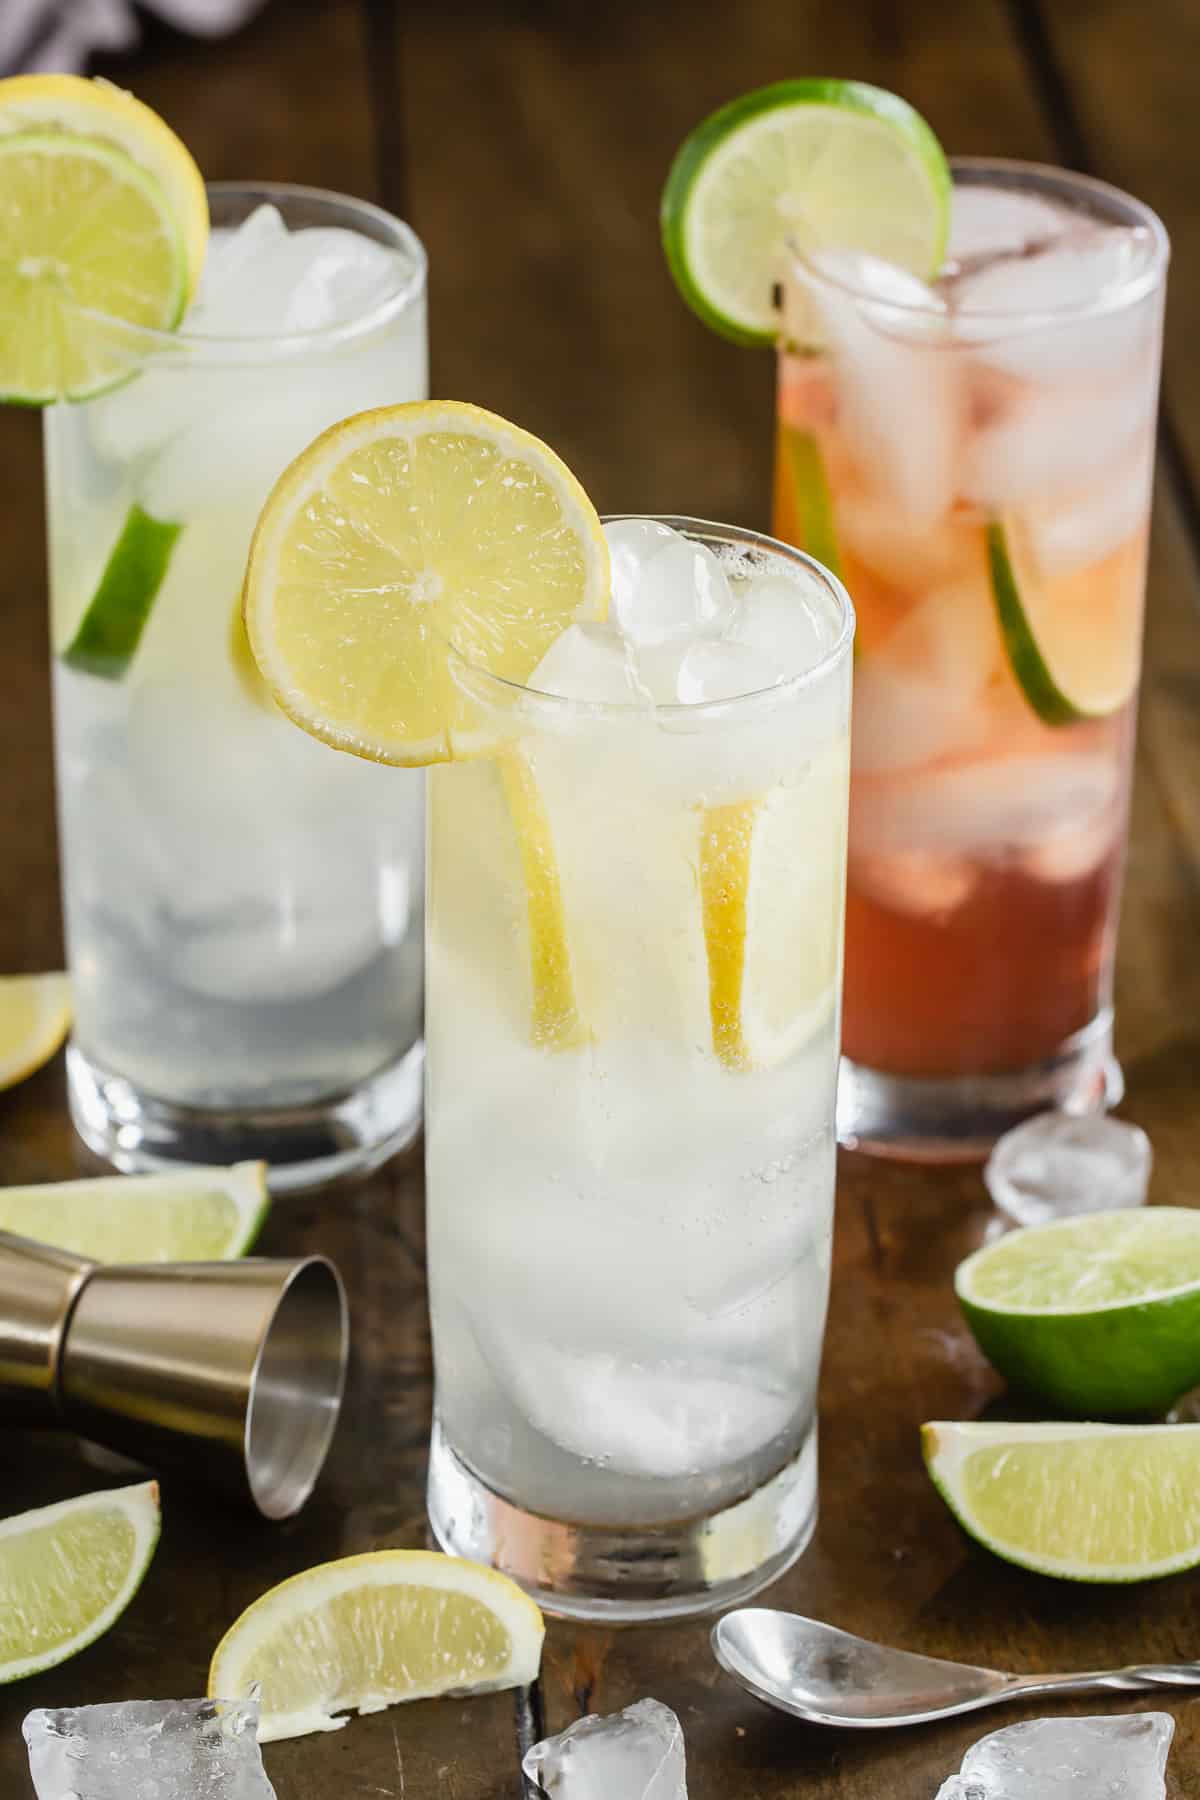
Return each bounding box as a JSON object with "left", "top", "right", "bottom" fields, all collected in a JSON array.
[
  {"left": 1012, "top": 0, "right": 1200, "bottom": 541},
  {"left": 0, "top": 2, "right": 1199, "bottom": 1797}
]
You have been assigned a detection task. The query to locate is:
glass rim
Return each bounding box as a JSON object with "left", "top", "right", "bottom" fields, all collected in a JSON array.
[
  {"left": 72, "top": 179, "right": 427, "bottom": 362},
  {"left": 447, "top": 514, "right": 856, "bottom": 723},
  {"left": 784, "top": 155, "right": 1169, "bottom": 331}
]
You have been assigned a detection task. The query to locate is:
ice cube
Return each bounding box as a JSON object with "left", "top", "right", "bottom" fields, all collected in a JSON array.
[
  {"left": 726, "top": 574, "right": 831, "bottom": 675},
  {"left": 673, "top": 638, "right": 781, "bottom": 702},
  {"left": 934, "top": 1711, "right": 1173, "bottom": 1800},
  {"left": 23, "top": 1697, "right": 277, "bottom": 1800},
  {"left": 523, "top": 1699, "right": 688, "bottom": 1800},
  {"left": 960, "top": 359, "right": 1157, "bottom": 510},
  {"left": 849, "top": 578, "right": 999, "bottom": 776},
  {"left": 945, "top": 185, "right": 1068, "bottom": 271},
  {"left": 800, "top": 249, "right": 960, "bottom": 528},
  {"left": 606, "top": 519, "right": 735, "bottom": 648},
  {"left": 951, "top": 225, "right": 1160, "bottom": 378},
  {"left": 488, "top": 1332, "right": 793, "bottom": 1478},
  {"left": 529, "top": 622, "right": 643, "bottom": 704},
  {"left": 848, "top": 753, "right": 1120, "bottom": 861},
  {"left": 984, "top": 1111, "right": 1153, "bottom": 1226},
  {"left": 195, "top": 205, "right": 289, "bottom": 316}
]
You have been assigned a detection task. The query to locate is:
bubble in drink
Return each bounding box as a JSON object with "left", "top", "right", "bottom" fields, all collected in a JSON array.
[
  {"left": 23, "top": 1697, "right": 277, "bottom": 1800},
  {"left": 984, "top": 1111, "right": 1153, "bottom": 1227},
  {"left": 934, "top": 1711, "right": 1173, "bottom": 1800},
  {"left": 523, "top": 1698, "right": 689, "bottom": 1799}
]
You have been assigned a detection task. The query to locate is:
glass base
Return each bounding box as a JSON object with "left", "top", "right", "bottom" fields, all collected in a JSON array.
[
  {"left": 426, "top": 1415, "right": 817, "bottom": 1623},
  {"left": 66, "top": 1040, "right": 423, "bottom": 1193},
  {"left": 837, "top": 1010, "right": 1122, "bottom": 1163}
]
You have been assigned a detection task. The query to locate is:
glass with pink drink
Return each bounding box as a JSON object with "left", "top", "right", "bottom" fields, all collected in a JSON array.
[{"left": 662, "top": 85, "right": 1168, "bottom": 1157}]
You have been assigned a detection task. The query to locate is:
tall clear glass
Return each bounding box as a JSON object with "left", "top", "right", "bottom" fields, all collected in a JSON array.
[
  {"left": 774, "top": 161, "right": 1169, "bottom": 1159},
  {"left": 46, "top": 184, "right": 428, "bottom": 1190},
  {"left": 425, "top": 519, "right": 854, "bottom": 1620}
]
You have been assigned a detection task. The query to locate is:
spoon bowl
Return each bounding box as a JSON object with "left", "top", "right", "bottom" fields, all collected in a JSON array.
[{"left": 713, "top": 1609, "right": 1200, "bottom": 1729}]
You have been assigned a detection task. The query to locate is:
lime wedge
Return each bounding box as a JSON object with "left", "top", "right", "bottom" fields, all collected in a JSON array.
[
  {"left": 661, "top": 78, "right": 951, "bottom": 347},
  {"left": 923, "top": 1420, "right": 1200, "bottom": 1581},
  {"left": 987, "top": 519, "right": 1145, "bottom": 725},
  {"left": 956, "top": 1208, "right": 1200, "bottom": 1418},
  {"left": 0, "top": 1162, "right": 269, "bottom": 1263},
  {"left": 0, "top": 1482, "right": 160, "bottom": 1682},
  {"left": 209, "top": 1549, "right": 545, "bottom": 1741},
  {"left": 61, "top": 503, "right": 181, "bottom": 678},
  {"left": 774, "top": 423, "right": 841, "bottom": 576}
]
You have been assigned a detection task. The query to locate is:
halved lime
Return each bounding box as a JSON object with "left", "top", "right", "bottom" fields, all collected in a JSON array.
[
  {"left": 923, "top": 1420, "right": 1200, "bottom": 1581},
  {"left": 0, "top": 73, "right": 207, "bottom": 402},
  {"left": 956, "top": 1208, "right": 1200, "bottom": 1418},
  {"left": 0, "top": 1481, "right": 161, "bottom": 1682},
  {"left": 0, "top": 1163, "right": 269, "bottom": 1263},
  {"left": 61, "top": 503, "right": 181, "bottom": 678},
  {"left": 661, "top": 78, "right": 951, "bottom": 347},
  {"left": 987, "top": 519, "right": 1145, "bottom": 726}
]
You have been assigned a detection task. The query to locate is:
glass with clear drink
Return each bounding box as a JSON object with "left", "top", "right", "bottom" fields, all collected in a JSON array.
[{"left": 47, "top": 184, "right": 428, "bottom": 1187}]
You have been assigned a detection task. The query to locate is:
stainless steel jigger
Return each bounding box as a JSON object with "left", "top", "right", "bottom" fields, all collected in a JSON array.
[{"left": 0, "top": 1231, "right": 348, "bottom": 1519}]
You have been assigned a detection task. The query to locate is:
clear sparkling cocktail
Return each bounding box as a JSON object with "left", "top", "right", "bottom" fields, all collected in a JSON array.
[
  {"left": 47, "top": 184, "right": 428, "bottom": 1184},
  {"left": 238, "top": 402, "right": 852, "bottom": 1618}
]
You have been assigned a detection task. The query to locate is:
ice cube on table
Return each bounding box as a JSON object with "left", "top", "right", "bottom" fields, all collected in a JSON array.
[
  {"left": 934, "top": 1711, "right": 1173, "bottom": 1800},
  {"left": 523, "top": 1698, "right": 688, "bottom": 1799},
  {"left": 984, "top": 1111, "right": 1153, "bottom": 1226},
  {"left": 606, "top": 520, "right": 735, "bottom": 648},
  {"left": 23, "top": 1697, "right": 277, "bottom": 1800}
]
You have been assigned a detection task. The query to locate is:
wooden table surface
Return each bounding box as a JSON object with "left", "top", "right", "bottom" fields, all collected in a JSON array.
[{"left": 4, "top": 1, "right": 1200, "bottom": 1794}]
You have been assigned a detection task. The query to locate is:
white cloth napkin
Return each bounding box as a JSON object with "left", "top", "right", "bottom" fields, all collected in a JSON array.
[{"left": 1, "top": 0, "right": 266, "bottom": 75}]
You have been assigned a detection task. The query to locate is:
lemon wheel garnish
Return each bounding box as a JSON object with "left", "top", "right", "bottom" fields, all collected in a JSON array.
[
  {"left": 243, "top": 401, "right": 610, "bottom": 767},
  {"left": 0, "top": 74, "right": 207, "bottom": 402},
  {"left": 209, "top": 1549, "right": 545, "bottom": 1742},
  {"left": 0, "top": 971, "right": 71, "bottom": 1090}
]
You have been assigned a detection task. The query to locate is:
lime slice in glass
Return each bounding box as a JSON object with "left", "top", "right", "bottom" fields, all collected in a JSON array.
[
  {"left": 61, "top": 503, "right": 182, "bottom": 678},
  {"left": 661, "top": 77, "right": 951, "bottom": 347},
  {"left": 956, "top": 1207, "right": 1200, "bottom": 1418},
  {"left": 0, "top": 1482, "right": 160, "bottom": 1682},
  {"left": 987, "top": 518, "right": 1145, "bottom": 725},
  {"left": 923, "top": 1420, "right": 1200, "bottom": 1582}
]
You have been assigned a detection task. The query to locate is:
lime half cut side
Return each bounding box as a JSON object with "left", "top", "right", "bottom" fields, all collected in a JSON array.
[
  {"left": 0, "top": 1163, "right": 269, "bottom": 1264},
  {"left": 956, "top": 1207, "right": 1200, "bottom": 1417},
  {"left": 923, "top": 1420, "right": 1200, "bottom": 1582},
  {"left": 661, "top": 78, "right": 951, "bottom": 347},
  {"left": 0, "top": 1482, "right": 161, "bottom": 1682}
]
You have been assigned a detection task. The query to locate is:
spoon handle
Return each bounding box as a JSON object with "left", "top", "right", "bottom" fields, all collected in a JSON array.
[{"left": 1007, "top": 1663, "right": 1200, "bottom": 1701}]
